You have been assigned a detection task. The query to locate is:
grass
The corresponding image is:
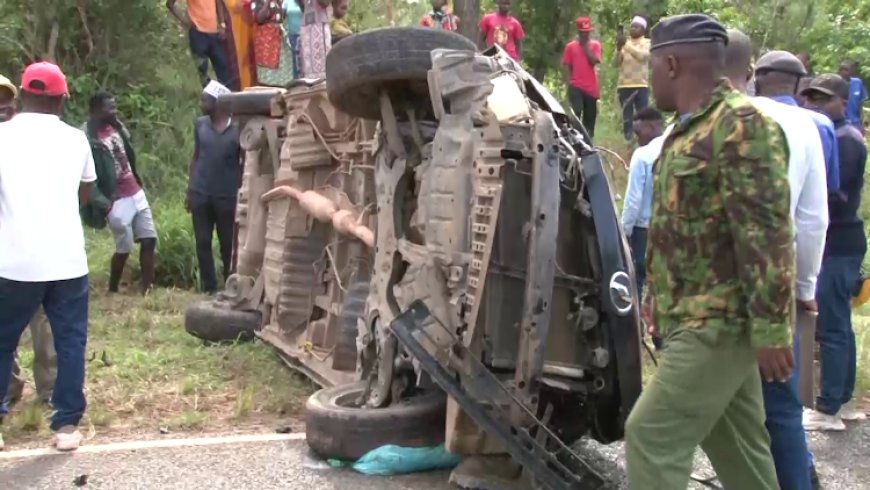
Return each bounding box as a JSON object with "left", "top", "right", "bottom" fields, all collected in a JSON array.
[{"left": 3, "top": 231, "right": 314, "bottom": 444}]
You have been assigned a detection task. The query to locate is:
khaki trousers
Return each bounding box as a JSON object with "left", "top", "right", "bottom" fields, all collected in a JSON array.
[
  {"left": 625, "top": 326, "right": 780, "bottom": 490},
  {"left": 7, "top": 308, "right": 56, "bottom": 403}
]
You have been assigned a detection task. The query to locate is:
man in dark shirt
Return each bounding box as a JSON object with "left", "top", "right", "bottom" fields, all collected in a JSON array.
[
  {"left": 802, "top": 74, "right": 868, "bottom": 431},
  {"left": 187, "top": 81, "right": 242, "bottom": 295}
]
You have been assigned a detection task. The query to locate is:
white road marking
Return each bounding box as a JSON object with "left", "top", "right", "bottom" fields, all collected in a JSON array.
[{"left": 0, "top": 432, "right": 306, "bottom": 461}]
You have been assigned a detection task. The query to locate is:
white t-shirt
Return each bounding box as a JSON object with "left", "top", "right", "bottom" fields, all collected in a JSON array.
[
  {"left": 750, "top": 96, "right": 829, "bottom": 301},
  {"left": 0, "top": 113, "right": 96, "bottom": 282}
]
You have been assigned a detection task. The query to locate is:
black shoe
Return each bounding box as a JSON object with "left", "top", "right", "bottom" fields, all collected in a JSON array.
[{"left": 810, "top": 465, "right": 822, "bottom": 490}]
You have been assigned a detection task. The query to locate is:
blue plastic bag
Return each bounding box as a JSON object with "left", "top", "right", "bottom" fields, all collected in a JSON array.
[{"left": 328, "top": 444, "right": 462, "bottom": 476}]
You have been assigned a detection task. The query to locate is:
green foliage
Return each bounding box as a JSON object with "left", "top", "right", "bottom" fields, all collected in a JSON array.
[
  {"left": 3, "top": 0, "right": 869, "bottom": 290},
  {"left": 152, "top": 200, "right": 201, "bottom": 289}
]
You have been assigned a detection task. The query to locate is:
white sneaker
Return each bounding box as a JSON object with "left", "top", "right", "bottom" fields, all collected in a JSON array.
[
  {"left": 838, "top": 402, "right": 867, "bottom": 421},
  {"left": 803, "top": 409, "right": 846, "bottom": 431},
  {"left": 53, "top": 426, "right": 83, "bottom": 452}
]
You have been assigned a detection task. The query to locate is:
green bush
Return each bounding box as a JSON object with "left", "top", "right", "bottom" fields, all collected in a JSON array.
[{"left": 152, "top": 199, "right": 200, "bottom": 290}]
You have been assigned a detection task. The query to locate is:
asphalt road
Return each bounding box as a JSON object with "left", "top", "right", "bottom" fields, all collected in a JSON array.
[{"left": 1, "top": 422, "right": 867, "bottom": 490}]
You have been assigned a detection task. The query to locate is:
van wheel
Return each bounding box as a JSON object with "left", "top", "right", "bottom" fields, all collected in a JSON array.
[
  {"left": 325, "top": 27, "right": 476, "bottom": 120},
  {"left": 184, "top": 300, "right": 261, "bottom": 343},
  {"left": 305, "top": 382, "right": 446, "bottom": 461}
]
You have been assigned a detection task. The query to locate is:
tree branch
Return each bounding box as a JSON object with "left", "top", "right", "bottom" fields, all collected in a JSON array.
[
  {"left": 46, "top": 21, "right": 59, "bottom": 61},
  {"left": 77, "top": 0, "right": 95, "bottom": 59}
]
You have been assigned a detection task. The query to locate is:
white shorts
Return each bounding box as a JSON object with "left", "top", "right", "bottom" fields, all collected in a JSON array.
[{"left": 107, "top": 190, "right": 157, "bottom": 254}]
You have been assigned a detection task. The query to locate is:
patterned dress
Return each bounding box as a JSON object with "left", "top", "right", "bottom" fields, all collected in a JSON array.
[
  {"left": 299, "top": 0, "right": 331, "bottom": 79},
  {"left": 249, "top": 0, "right": 296, "bottom": 86}
]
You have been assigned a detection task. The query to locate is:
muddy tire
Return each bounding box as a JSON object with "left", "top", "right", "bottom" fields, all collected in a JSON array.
[
  {"left": 217, "top": 89, "right": 281, "bottom": 116},
  {"left": 305, "top": 383, "right": 446, "bottom": 461},
  {"left": 325, "top": 27, "right": 476, "bottom": 120},
  {"left": 184, "top": 300, "right": 261, "bottom": 343},
  {"left": 332, "top": 281, "right": 370, "bottom": 371}
]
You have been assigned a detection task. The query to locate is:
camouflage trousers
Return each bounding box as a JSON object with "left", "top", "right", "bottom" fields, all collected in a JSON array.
[
  {"left": 7, "top": 308, "right": 56, "bottom": 404},
  {"left": 625, "top": 326, "right": 780, "bottom": 489}
]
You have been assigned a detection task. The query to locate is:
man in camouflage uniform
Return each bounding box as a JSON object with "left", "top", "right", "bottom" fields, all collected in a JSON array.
[{"left": 624, "top": 14, "right": 796, "bottom": 489}]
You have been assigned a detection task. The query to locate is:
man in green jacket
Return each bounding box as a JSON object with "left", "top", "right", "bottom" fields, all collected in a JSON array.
[{"left": 80, "top": 90, "right": 157, "bottom": 294}]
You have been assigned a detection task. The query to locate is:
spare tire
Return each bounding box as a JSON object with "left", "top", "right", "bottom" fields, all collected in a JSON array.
[
  {"left": 325, "top": 27, "right": 477, "bottom": 120},
  {"left": 306, "top": 382, "right": 446, "bottom": 461},
  {"left": 184, "top": 300, "right": 261, "bottom": 343}
]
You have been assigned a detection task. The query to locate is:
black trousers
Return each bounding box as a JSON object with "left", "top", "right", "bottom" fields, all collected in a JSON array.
[
  {"left": 568, "top": 85, "right": 598, "bottom": 140},
  {"left": 190, "top": 193, "right": 236, "bottom": 293},
  {"left": 188, "top": 27, "right": 231, "bottom": 89},
  {"left": 617, "top": 87, "right": 650, "bottom": 140}
]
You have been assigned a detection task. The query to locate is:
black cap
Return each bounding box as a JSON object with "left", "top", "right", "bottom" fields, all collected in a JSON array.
[
  {"left": 755, "top": 50, "right": 807, "bottom": 76},
  {"left": 800, "top": 73, "right": 849, "bottom": 99},
  {"left": 650, "top": 14, "right": 728, "bottom": 51}
]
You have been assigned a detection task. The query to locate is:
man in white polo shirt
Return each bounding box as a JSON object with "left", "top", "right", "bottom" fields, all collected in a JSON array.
[
  {"left": 725, "top": 32, "right": 828, "bottom": 490},
  {"left": 0, "top": 62, "right": 95, "bottom": 452}
]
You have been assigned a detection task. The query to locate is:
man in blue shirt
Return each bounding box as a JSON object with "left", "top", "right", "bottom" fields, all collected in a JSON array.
[
  {"left": 838, "top": 61, "right": 867, "bottom": 134},
  {"left": 621, "top": 107, "right": 664, "bottom": 349}
]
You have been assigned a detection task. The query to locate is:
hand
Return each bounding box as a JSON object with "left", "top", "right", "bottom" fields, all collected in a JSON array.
[
  {"left": 641, "top": 301, "right": 657, "bottom": 337},
  {"left": 796, "top": 299, "right": 818, "bottom": 314},
  {"left": 616, "top": 33, "right": 626, "bottom": 49},
  {"left": 757, "top": 347, "right": 794, "bottom": 383}
]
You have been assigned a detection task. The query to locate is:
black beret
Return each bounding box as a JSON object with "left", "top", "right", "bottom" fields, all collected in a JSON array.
[{"left": 650, "top": 14, "right": 728, "bottom": 51}]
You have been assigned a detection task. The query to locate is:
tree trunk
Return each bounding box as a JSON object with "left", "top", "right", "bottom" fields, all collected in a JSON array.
[{"left": 454, "top": 0, "right": 481, "bottom": 46}]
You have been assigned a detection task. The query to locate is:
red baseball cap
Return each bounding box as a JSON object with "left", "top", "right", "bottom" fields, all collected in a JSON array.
[
  {"left": 576, "top": 16, "right": 594, "bottom": 32},
  {"left": 21, "top": 62, "right": 68, "bottom": 97}
]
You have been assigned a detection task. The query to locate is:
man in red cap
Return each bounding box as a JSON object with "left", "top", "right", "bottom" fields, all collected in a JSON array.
[
  {"left": 0, "top": 62, "right": 94, "bottom": 452},
  {"left": 562, "top": 16, "right": 602, "bottom": 138},
  {"left": 478, "top": 0, "right": 525, "bottom": 61}
]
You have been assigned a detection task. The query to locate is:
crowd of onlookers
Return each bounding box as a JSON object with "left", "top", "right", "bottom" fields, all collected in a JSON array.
[{"left": 616, "top": 16, "right": 866, "bottom": 490}]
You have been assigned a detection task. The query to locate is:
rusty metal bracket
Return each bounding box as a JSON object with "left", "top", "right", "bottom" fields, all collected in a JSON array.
[{"left": 390, "top": 300, "right": 612, "bottom": 490}]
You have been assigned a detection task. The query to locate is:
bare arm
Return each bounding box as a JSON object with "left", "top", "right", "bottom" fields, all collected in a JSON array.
[
  {"left": 166, "top": 0, "right": 190, "bottom": 28},
  {"left": 79, "top": 182, "right": 92, "bottom": 206},
  {"left": 187, "top": 123, "right": 200, "bottom": 211}
]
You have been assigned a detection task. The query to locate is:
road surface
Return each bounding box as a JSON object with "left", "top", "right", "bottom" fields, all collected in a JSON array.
[{"left": 1, "top": 422, "right": 867, "bottom": 489}]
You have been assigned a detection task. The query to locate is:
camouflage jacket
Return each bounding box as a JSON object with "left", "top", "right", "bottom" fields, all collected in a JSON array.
[{"left": 645, "top": 79, "right": 795, "bottom": 348}]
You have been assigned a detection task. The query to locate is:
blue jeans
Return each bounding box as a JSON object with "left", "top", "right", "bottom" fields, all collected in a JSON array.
[
  {"left": 288, "top": 33, "right": 300, "bottom": 80},
  {"left": 763, "top": 331, "right": 811, "bottom": 490},
  {"left": 0, "top": 276, "right": 89, "bottom": 430},
  {"left": 815, "top": 255, "right": 862, "bottom": 415},
  {"left": 629, "top": 227, "right": 661, "bottom": 349}
]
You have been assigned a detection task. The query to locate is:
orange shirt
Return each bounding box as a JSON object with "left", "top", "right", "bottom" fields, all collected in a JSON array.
[{"left": 188, "top": 0, "right": 219, "bottom": 33}]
